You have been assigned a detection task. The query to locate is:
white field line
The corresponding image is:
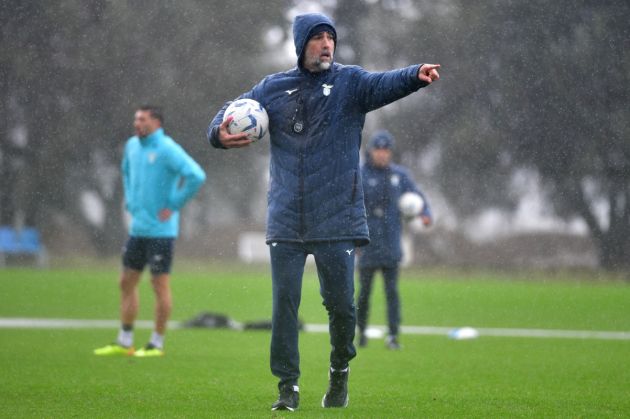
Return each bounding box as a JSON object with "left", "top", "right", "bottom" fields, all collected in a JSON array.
[
  {"left": 1, "top": 318, "right": 629, "bottom": 340},
  {"left": 305, "top": 324, "right": 630, "bottom": 340},
  {"left": 0, "top": 318, "right": 168, "bottom": 329}
]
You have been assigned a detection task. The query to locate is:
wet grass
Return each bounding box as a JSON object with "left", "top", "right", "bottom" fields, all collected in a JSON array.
[{"left": 0, "top": 266, "right": 629, "bottom": 417}]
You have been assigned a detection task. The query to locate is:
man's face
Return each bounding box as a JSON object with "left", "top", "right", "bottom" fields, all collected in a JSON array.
[
  {"left": 133, "top": 110, "right": 160, "bottom": 138},
  {"left": 370, "top": 148, "right": 392, "bottom": 168},
  {"left": 303, "top": 31, "right": 334, "bottom": 72}
]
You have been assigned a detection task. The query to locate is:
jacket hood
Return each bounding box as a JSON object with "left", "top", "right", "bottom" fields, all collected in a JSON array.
[
  {"left": 293, "top": 13, "right": 337, "bottom": 69},
  {"left": 368, "top": 130, "right": 395, "bottom": 150},
  {"left": 365, "top": 130, "right": 395, "bottom": 165}
]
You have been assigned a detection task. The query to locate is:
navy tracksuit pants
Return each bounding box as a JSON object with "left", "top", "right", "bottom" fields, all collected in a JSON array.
[
  {"left": 357, "top": 265, "right": 401, "bottom": 336},
  {"left": 269, "top": 241, "right": 357, "bottom": 388}
]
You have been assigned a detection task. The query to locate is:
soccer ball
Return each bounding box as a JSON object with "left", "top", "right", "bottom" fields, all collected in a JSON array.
[
  {"left": 223, "top": 98, "right": 269, "bottom": 142},
  {"left": 398, "top": 192, "right": 424, "bottom": 218},
  {"left": 448, "top": 327, "right": 479, "bottom": 340}
]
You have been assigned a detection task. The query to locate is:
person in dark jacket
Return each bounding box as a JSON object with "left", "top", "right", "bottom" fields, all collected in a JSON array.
[
  {"left": 207, "top": 13, "right": 440, "bottom": 411},
  {"left": 357, "top": 130, "right": 432, "bottom": 350}
]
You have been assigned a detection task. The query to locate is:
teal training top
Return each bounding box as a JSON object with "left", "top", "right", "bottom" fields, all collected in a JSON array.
[{"left": 122, "top": 128, "right": 206, "bottom": 238}]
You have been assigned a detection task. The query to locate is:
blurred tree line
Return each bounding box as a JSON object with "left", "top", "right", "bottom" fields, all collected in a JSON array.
[
  {"left": 336, "top": 0, "right": 629, "bottom": 269},
  {"left": 1, "top": 0, "right": 628, "bottom": 269},
  {"left": 0, "top": 0, "right": 286, "bottom": 254}
]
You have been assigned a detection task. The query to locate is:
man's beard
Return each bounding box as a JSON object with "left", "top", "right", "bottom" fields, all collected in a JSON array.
[
  {"left": 305, "top": 52, "right": 333, "bottom": 72},
  {"left": 316, "top": 60, "right": 331, "bottom": 71}
]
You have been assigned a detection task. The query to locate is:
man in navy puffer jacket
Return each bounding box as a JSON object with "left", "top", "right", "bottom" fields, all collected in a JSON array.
[
  {"left": 207, "top": 12, "right": 440, "bottom": 411},
  {"left": 357, "top": 130, "right": 432, "bottom": 351}
]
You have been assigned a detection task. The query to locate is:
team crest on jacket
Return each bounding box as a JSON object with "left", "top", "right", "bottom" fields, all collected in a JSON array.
[
  {"left": 322, "top": 84, "right": 333, "bottom": 96},
  {"left": 390, "top": 174, "right": 400, "bottom": 186},
  {"left": 148, "top": 152, "right": 157, "bottom": 164}
]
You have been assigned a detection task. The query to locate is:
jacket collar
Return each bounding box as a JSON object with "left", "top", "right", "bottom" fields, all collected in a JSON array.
[
  {"left": 139, "top": 128, "right": 163, "bottom": 146},
  {"left": 298, "top": 62, "right": 335, "bottom": 78},
  {"left": 366, "top": 158, "right": 391, "bottom": 172}
]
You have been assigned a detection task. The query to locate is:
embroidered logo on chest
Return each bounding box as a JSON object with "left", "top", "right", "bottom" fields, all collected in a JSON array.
[
  {"left": 322, "top": 84, "right": 333, "bottom": 96},
  {"left": 148, "top": 152, "right": 157, "bottom": 164},
  {"left": 390, "top": 174, "right": 400, "bottom": 186}
]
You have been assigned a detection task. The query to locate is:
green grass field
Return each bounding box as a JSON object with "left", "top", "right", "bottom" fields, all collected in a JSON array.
[{"left": 1, "top": 264, "right": 629, "bottom": 418}]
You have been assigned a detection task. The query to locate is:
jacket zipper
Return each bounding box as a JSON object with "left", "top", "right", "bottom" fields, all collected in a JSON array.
[
  {"left": 299, "top": 147, "right": 305, "bottom": 238},
  {"left": 297, "top": 95, "right": 306, "bottom": 238}
]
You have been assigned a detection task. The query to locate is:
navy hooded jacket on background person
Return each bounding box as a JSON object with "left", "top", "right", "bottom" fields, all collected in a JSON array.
[
  {"left": 208, "top": 13, "right": 431, "bottom": 247},
  {"left": 358, "top": 132, "right": 432, "bottom": 268}
]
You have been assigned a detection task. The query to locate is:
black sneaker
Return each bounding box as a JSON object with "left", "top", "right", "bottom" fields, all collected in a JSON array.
[
  {"left": 271, "top": 385, "right": 299, "bottom": 411},
  {"left": 321, "top": 368, "right": 349, "bottom": 408},
  {"left": 386, "top": 335, "right": 401, "bottom": 350},
  {"left": 358, "top": 333, "right": 368, "bottom": 348}
]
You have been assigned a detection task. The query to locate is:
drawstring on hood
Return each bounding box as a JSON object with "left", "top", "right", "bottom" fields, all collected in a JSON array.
[{"left": 293, "top": 13, "right": 337, "bottom": 69}]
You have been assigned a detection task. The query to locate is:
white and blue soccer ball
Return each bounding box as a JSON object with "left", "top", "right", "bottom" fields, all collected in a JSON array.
[
  {"left": 398, "top": 192, "right": 424, "bottom": 218},
  {"left": 223, "top": 98, "right": 269, "bottom": 142}
]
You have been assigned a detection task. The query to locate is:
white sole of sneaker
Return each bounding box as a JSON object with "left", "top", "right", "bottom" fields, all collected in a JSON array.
[
  {"left": 321, "top": 394, "right": 349, "bottom": 408},
  {"left": 271, "top": 405, "right": 295, "bottom": 412}
]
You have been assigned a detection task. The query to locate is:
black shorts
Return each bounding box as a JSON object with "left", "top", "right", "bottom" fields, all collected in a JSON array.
[{"left": 122, "top": 237, "right": 175, "bottom": 274}]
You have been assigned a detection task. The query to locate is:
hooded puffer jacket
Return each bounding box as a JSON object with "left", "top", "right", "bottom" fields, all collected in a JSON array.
[
  {"left": 359, "top": 159, "right": 432, "bottom": 268},
  {"left": 208, "top": 13, "right": 430, "bottom": 245}
]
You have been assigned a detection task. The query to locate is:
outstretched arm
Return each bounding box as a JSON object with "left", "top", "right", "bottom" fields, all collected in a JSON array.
[{"left": 355, "top": 63, "right": 442, "bottom": 113}]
